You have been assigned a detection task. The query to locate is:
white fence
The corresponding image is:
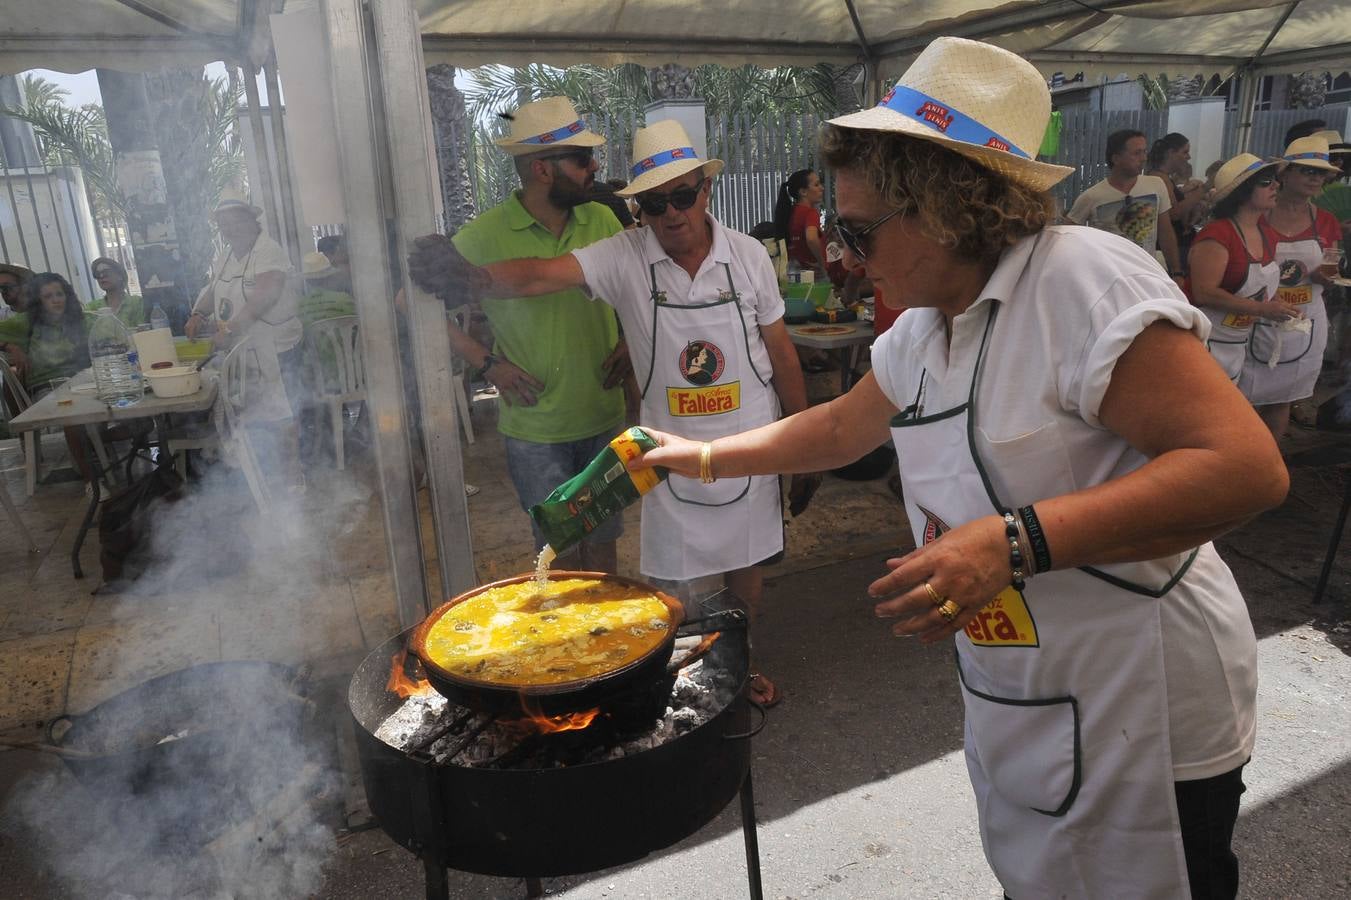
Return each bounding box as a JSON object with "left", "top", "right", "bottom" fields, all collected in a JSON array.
[{"left": 1223, "top": 104, "right": 1351, "bottom": 160}]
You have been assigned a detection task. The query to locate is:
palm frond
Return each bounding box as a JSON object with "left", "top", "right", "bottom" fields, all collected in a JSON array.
[{"left": 0, "top": 101, "right": 125, "bottom": 219}]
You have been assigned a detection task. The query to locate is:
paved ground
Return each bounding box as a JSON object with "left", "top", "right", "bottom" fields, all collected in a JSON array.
[{"left": 1, "top": 378, "right": 1350, "bottom": 897}]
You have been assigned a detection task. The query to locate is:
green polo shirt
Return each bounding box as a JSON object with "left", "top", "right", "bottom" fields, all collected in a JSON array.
[
  {"left": 85, "top": 293, "right": 147, "bottom": 328},
  {"left": 452, "top": 194, "right": 625, "bottom": 444}
]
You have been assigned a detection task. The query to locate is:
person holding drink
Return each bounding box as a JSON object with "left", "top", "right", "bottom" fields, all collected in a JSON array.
[
  {"left": 631, "top": 37, "right": 1286, "bottom": 900},
  {"left": 1238, "top": 134, "right": 1343, "bottom": 439}
]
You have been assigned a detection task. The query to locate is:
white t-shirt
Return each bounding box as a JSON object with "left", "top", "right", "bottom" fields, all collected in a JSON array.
[
  {"left": 871, "top": 226, "right": 1256, "bottom": 781},
  {"left": 1066, "top": 174, "right": 1173, "bottom": 258},
  {"left": 571, "top": 214, "right": 785, "bottom": 386}
]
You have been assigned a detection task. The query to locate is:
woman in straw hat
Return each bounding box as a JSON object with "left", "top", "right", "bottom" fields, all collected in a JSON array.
[
  {"left": 1186, "top": 154, "right": 1287, "bottom": 383},
  {"left": 1235, "top": 135, "right": 1343, "bottom": 439},
  {"left": 630, "top": 36, "right": 1285, "bottom": 899},
  {"left": 409, "top": 118, "right": 815, "bottom": 708}
]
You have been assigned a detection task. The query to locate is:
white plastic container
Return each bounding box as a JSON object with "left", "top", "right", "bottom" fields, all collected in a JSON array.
[
  {"left": 143, "top": 366, "right": 201, "bottom": 399},
  {"left": 133, "top": 327, "right": 178, "bottom": 370}
]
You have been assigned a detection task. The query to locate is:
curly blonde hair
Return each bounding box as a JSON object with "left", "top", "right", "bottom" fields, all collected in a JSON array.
[{"left": 819, "top": 125, "right": 1054, "bottom": 263}]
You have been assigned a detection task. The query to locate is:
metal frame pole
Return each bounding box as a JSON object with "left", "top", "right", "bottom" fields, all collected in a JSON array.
[
  {"left": 242, "top": 70, "right": 283, "bottom": 242},
  {"left": 1233, "top": 69, "right": 1261, "bottom": 156},
  {"left": 321, "top": 0, "right": 432, "bottom": 627},
  {"left": 369, "top": 0, "right": 476, "bottom": 599},
  {"left": 262, "top": 54, "right": 304, "bottom": 267}
]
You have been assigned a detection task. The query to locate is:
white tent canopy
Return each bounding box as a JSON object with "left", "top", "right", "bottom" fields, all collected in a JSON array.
[{"left": 2, "top": 1, "right": 1347, "bottom": 81}]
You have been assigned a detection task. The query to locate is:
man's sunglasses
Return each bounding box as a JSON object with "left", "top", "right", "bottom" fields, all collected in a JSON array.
[
  {"left": 635, "top": 178, "right": 705, "bottom": 217},
  {"left": 1289, "top": 164, "right": 1329, "bottom": 178},
  {"left": 537, "top": 147, "right": 595, "bottom": 167},
  {"left": 832, "top": 208, "right": 902, "bottom": 261}
]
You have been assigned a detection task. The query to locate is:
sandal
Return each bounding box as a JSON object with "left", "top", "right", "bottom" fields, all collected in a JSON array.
[{"left": 748, "top": 673, "right": 782, "bottom": 708}]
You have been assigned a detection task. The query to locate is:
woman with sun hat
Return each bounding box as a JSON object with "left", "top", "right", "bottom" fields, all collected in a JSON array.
[{"left": 632, "top": 36, "right": 1286, "bottom": 898}]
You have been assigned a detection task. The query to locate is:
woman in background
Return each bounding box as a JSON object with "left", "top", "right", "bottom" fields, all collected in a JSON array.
[
  {"left": 773, "top": 168, "right": 828, "bottom": 276},
  {"left": 1147, "top": 132, "right": 1208, "bottom": 265}
]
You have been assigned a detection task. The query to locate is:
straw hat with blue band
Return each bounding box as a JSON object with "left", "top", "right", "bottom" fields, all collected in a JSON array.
[
  {"left": 1281, "top": 135, "right": 1341, "bottom": 173},
  {"left": 826, "top": 37, "right": 1073, "bottom": 192},
  {"left": 616, "top": 120, "right": 724, "bottom": 197},
  {"left": 494, "top": 96, "right": 606, "bottom": 157},
  {"left": 1210, "top": 153, "right": 1286, "bottom": 206},
  {"left": 212, "top": 186, "right": 263, "bottom": 219}
]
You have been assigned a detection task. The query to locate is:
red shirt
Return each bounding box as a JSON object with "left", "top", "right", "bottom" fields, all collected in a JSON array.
[
  {"left": 873, "top": 284, "right": 905, "bottom": 335},
  {"left": 1187, "top": 218, "right": 1278, "bottom": 295},
  {"left": 786, "top": 204, "right": 824, "bottom": 269},
  {"left": 1265, "top": 206, "right": 1341, "bottom": 250}
]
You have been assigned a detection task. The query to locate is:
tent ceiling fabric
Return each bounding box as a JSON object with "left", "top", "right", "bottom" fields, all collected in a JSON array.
[
  {"left": 0, "top": 0, "right": 278, "bottom": 76},
  {"left": 0, "top": 0, "right": 1347, "bottom": 80}
]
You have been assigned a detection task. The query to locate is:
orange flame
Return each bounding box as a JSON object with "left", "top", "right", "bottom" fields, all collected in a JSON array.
[
  {"left": 516, "top": 694, "right": 601, "bottom": 734},
  {"left": 387, "top": 650, "right": 434, "bottom": 699}
]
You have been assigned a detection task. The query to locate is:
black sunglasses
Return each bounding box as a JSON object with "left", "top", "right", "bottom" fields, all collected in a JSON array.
[
  {"left": 1289, "top": 164, "right": 1329, "bottom": 178},
  {"left": 537, "top": 147, "right": 595, "bottom": 167},
  {"left": 635, "top": 178, "right": 705, "bottom": 217},
  {"left": 832, "top": 208, "right": 902, "bottom": 261},
  {"left": 1252, "top": 174, "right": 1277, "bottom": 187}
]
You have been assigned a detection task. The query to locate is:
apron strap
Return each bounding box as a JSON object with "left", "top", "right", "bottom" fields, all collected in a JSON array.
[{"left": 726, "top": 263, "right": 769, "bottom": 387}]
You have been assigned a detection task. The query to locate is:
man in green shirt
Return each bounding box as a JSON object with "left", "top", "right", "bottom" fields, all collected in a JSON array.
[
  {"left": 447, "top": 96, "right": 630, "bottom": 573},
  {"left": 0, "top": 264, "right": 34, "bottom": 383},
  {"left": 85, "top": 257, "right": 147, "bottom": 328}
]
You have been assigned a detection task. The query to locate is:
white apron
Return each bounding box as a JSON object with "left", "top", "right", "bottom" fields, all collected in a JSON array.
[
  {"left": 890, "top": 303, "right": 1192, "bottom": 899},
  {"left": 1200, "top": 219, "right": 1278, "bottom": 385},
  {"left": 638, "top": 262, "right": 782, "bottom": 581},
  {"left": 1240, "top": 207, "right": 1329, "bottom": 404},
  {"left": 208, "top": 243, "right": 301, "bottom": 422}
]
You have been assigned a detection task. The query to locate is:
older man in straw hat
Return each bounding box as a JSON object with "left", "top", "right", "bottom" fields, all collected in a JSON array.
[
  {"left": 626, "top": 36, "right": 1285, "bottom": 899},
  {"left": 410, "top": 117, "right": 812, "bottom": 707},
  {"left": 186, "top": 188, "right": 305, "bottom": 488},
  {"left": 435, "top": 96, "right": 633, "bottom": 574}
]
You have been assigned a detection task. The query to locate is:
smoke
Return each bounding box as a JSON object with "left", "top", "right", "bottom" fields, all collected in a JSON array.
[{"left": 2, "top": 430, "right": 382, "bottom": 897}]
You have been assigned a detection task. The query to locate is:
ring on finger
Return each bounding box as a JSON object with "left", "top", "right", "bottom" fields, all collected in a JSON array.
[
  {"left": 936, "top": 599, "right": 961, "bottom": 622},
  {"left": 923, "top": 582, "right": 945, "bottom": 607}
]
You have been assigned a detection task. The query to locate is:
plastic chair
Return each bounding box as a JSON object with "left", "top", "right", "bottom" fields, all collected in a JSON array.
[
  {"left": 0, "top": 475, "right": 38, "bottom": 552},
  {"left": 1, "top": 355, "right": 54, "bottom": 497},
  {"left": 447, "top": 305, "right": 475, "bottom": 445},
  {"left": 304, "top": 315, "right": 367, "bottom": 469},
  {"left": 165, "top": 339, "right": 270, "bottom": 514}
]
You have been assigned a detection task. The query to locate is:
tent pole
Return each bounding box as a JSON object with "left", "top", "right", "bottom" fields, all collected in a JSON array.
[
  {"left": 369, "top": 0, "right": 477, "bottom": 600},
  {"left": 320, "top": 0, "right": 433, "bottom": 628},
  {"left": 1233, "top": 69, "right": 1260, "bottom": 155},
  {"left": 242, "top": 70, "right": 282, "bottom": 241},
  {"left": 263, "top": 54, "right": 304, "bottom": 267}
]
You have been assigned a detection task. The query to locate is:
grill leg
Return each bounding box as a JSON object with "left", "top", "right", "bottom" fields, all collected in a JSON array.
[
  {"left": 1314, "top": 471, "right": 1351, "bottom": 604},
  {"left": 739, "top": 768, "right": 764, "bottom": 900},
  {"left": 424, "top": 857, "right": 449, "bottom": 900},
  {"left": 525, "top": 876, "right": 544, "bottom": 898}
]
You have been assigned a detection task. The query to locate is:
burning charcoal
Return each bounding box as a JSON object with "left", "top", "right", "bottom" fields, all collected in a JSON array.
[{"left": 671, "top": 707, "right": 702, "bottom": 733}]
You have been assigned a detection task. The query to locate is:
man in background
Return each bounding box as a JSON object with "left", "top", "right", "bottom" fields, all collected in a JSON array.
[{"left": 1067, "top": 129, "right": 1183, "bottom": 278}]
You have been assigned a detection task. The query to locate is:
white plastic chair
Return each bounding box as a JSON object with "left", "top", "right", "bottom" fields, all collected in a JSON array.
[
  {"left": 0, "top": 475, "right": 38, "bottom": 552},
  {"left": 1, "top": 356, "right": 56, "bottom": 497},
  {"left": 304, "top": 316, "right": 367, "bottom": 469},
  {"left": 447, "top": 305, "right": 475, "bottom": 445},
  {"left": 166, "top": 339, "right": 271, "bottom": 514}
]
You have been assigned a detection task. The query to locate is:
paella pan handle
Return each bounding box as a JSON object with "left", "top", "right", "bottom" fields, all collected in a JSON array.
[
  {"left": 46, "top": 714, "right": 75, "bottom": 746},
  {"left": 723, "top": 696, "right": 769, "bottom": 741}
]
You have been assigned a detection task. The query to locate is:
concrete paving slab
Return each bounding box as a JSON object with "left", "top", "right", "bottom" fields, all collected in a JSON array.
[
  {"left": 0, "top": 630, "right": 76, "bottom": 731},
  {"left": 66, "top": 609, "right": 222, "bottom": 714}
]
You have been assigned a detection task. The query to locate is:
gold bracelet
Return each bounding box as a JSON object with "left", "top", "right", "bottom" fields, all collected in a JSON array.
[{"left": 699, "top": 442, "right": 716, "bottom": 484}]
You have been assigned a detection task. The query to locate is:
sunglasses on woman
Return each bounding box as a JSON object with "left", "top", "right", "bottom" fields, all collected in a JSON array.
[
  {"left": 1252, "top": 174, "right": 1277, "bottom": 187},
  {"left": 1289, "top": 165, "right": 1329, "bottom": 178},
  {"left": 832, "top": 208, "right": 902, "bottom": 261},
  {"left": 635, "top": 178, "right": 706, "bottom": 217}
]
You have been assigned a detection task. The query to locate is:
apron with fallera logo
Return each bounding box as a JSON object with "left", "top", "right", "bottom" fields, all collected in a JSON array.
[
  {"left": 637, "top": 262, "right": 782, "bottom": 581},
  {"left": 1200, "top": 218, "right": 1278, "bottom": 385},
  {"left": 889, "top": 301, "right": 1193, "bottom": 899}
]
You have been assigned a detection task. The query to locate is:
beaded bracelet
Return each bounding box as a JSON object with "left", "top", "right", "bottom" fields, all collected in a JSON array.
[
  {"left": 1001, "top": 510, "right": 1027, "bottom": 591},
  {"left": 1017, "top": 504, "right": 1052, "bottom": 575}
]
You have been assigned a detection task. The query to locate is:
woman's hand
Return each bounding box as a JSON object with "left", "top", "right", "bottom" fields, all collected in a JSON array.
[
  {"left": 868, "top": 515, "right": 1011, "bottom": 644},
  {"left": 1256, "top": 300, "right": 1303, "bottom": 322},
  {"left": 627, "top": 428, "right": 703, "bottom": 479},
  {"left": 184, "top": 313, "right": 201, "bottom": 339}
]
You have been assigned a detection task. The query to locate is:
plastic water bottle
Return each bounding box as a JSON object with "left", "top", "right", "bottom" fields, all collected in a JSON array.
[
  {"left": 88, "top": 308, "right": 143, "bottom": 407},
  {"left": 149, "top": 302, "right": 169, "bottom": 332}
]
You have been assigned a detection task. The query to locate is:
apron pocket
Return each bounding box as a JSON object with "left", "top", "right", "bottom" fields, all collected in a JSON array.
[
  {"left": 960, "top": 675, "right": 1081, "bottom": 817},
  {"left": 665, "top": 473, "right": 751, "bottom": 507},
  {"left": 973, "top": 421, "right": 1075, "bottom": 508},
  {"left": 1206, "top": 338, "right": 1247, "bottom": 382}
]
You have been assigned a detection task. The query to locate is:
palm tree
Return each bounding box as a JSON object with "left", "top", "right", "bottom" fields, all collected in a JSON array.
[
  {"left": 19, "top": 74, "right": 70, "bottom": 110},
  {"left": 0, "top": 98, "right": 125, "bottom": 222}
]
